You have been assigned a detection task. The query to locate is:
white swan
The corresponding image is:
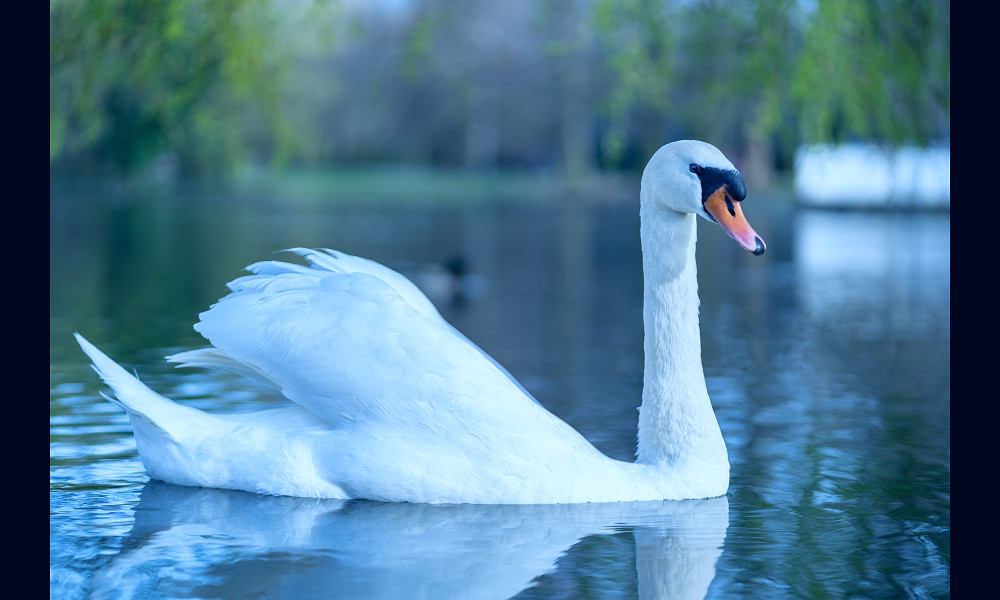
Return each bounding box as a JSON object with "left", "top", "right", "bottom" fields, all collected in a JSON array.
[{"left": 76, "top": 140, "right": 765, "bottom": 504}]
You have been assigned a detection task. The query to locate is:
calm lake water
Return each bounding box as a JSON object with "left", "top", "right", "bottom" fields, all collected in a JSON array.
[{"left": 50, "top": 176, "right": 950, "bottom": 599}]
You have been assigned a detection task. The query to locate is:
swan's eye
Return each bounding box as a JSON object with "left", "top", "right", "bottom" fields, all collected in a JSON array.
[{"left": 689, "top": 164, "right": 702, "bottom": 174}]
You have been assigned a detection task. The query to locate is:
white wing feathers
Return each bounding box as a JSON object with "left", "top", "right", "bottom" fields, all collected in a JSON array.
[
  {"left": 264, "top": 248, "right": 538, "bottom": 403},
  {"left": 167, "top": 347, "right": 282, "bottom": 391},
  {"left": 184, "top": 249, "right": 539, "bottom": 431}
]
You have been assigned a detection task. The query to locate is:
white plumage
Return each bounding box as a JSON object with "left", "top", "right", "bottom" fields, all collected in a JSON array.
[{"left": 77, "top": 140, "right": 765, "bottom": 504}]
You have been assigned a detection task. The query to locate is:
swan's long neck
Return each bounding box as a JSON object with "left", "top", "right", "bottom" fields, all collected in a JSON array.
[{"left": 637, "top": 201, "right": 728, "bottom": 474}]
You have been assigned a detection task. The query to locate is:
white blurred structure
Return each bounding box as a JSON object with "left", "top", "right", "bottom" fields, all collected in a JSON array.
[{"left": 794, "top": 143, "right": 950, "bottom": 209}]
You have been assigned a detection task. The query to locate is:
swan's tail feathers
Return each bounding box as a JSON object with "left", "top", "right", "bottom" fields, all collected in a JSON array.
[
  {"left": 74, "top": 333, "right": 205, "bottom": 438},
  {"left": 166, "top": 347, "right": 282, "bottom": 391}
]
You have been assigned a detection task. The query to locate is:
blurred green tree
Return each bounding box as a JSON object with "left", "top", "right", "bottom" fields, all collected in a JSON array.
[
  {"left": 50, "top": 0, "right": 295, "bottom": 176},
  {"left": 593, "top": 0, "right": 949, "bottom": 174},
  {"left": 791, "top": 0, "right": 950, "bottom": 145},
  {"left": 50, "top": 0, "right": 949, "bottom": 179},
  {"left": 592, "top": 0, "right": 675, "bottom": 168}
]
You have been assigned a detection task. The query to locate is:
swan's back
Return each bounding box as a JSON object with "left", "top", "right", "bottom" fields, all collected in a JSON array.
[{"left": 161, "top": 249, "right": 617, "bottom": 502}]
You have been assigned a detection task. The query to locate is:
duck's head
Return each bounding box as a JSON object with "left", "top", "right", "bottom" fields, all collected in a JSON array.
[{"left": 641, "top": 140, "right": 765, "bottom": 255}]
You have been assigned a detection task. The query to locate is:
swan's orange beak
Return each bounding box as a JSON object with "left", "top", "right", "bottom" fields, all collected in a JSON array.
[{"left": 703, "top": 185, "right": 766, "bottom": 255}]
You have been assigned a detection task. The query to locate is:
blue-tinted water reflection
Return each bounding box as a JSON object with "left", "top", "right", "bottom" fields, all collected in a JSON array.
[
  {"left": 52, "top": 481, "right": 727, "bottom": 600},
  {"left": 50, "top": 185, "right": 949, "bottom": 599}
]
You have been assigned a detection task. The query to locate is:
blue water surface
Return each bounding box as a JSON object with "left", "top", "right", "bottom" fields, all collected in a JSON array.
[{"left": 50, "top": 181, "right": 949, "bottom": 599}]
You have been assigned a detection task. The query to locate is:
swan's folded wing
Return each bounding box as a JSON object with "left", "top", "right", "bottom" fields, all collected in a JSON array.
[
  {"left": 191, "top": 263, "right": 540, "bottom": 431},
  {"left": 284, "top": 248, "right": 539, "bottom": 404}
]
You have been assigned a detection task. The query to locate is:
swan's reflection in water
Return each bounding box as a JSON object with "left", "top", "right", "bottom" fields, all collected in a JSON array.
[{"left": 94, "top": 481, "right": 729, "bottom": 599}]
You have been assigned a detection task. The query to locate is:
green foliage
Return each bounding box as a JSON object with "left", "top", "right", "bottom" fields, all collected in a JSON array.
[
  {"left": 592, "top": 0, "right": 676, "bottom": 166},
  {"left": 50, "top": 0, "right": 949, "bottom": 177},
  {"left": 593, "top": 0, "right": 949, "bottom": 167},
  {"left": 791, "top": 0, "right": 950, "bottom": 144},
  {"left": 50, "top": 0, "right": 294, "bottom": 176}
]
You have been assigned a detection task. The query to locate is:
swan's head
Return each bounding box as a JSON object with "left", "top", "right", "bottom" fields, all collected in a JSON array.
[{"left": 642, "top": 140, "right": 765, "bottom": 255}]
